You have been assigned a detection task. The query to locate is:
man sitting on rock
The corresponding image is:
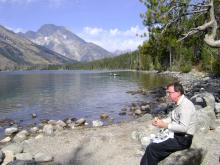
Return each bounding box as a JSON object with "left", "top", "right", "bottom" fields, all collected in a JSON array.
[{"left": 140, "top": 82, "right": 196, "bottom": 165}]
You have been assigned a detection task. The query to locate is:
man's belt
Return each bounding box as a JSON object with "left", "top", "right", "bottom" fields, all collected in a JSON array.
[{"left": 174, "top": 132, "right": 193, "bottom": 138}]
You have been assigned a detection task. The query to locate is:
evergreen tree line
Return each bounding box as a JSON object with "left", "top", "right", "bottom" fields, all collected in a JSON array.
[{"left": 14, "top": 51, "right": 139, "bottom": 71}]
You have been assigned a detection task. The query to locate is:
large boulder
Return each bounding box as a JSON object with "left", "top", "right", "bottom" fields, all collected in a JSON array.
[
  {"left": 191, "top": 92, "right": 216, "bottom": 132},
  {"left": 159, "top": 148, "right": 205, "bottom": 165},
  {"left": 13, "top": 130, "right": 29, "bottom": 143}
]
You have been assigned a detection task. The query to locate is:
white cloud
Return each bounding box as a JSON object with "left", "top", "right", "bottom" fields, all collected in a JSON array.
[
  {"left": 78, "top": 25, "right": 148, "bottom": 52},
  {"left": 83, "top": 27, "right": 104, "bottom": 36}
]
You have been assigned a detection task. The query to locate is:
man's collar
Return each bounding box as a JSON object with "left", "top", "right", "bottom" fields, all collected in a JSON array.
[{"left": 177, "top": 95, "right": 184, "bottom": 105}]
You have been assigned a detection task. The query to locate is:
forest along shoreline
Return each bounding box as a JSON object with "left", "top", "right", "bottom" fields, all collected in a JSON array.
[{"left": 0, "top": 70, "right": 219, "bottom": 165}]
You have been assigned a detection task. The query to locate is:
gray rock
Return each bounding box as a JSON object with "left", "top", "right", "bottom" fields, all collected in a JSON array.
[
  {"left": 0, "top": 137, "right": 12, "bottom": 143},
  {"left": 54, "top": 125, "right": 64, "bottom": 131},
  {"left": 2, "top": 144, "right": 23, "bottom": 154},
  {"left": 159, "top": 148, "right": 206, "bottom": 165},
  {"left": 141, "top": 105, "right": 150, "bottom": 111},
  {"left": 191, "top": 92, "right": 216, "bottom": 130},
  {"left": 30, "top": 127, "right": 39, "bottom": 134},
  {"left": 7, "top": 160, "right": 38, "bottom": 165},
  {"left": 42, "top": 124, "right": 54, "bottom": 136},
  {"left": 5, "top": 127, "right": 18, "bottom": 136},
  {"left": 3, "top": 150, "right": 14, "bottom": 165},
  {"left": 48, "top": 120, "right": 57, "bottom": 125},
  {"left": 35, "top": 134, "right": 43, "bottom": 140},
  {"left": 32, "top": 113, "right": 37, "bottom": 118},
  {"left": 100, "top": 114, "right": 109, "bottom": 120},
  {"left": 119, "top": 111, "right": 126, "bottom": 115},
  {"left": 92, "top": 120, "right": 103, "bottom": 127},
  {"left": 64, "top": 119, "right": 73, "bottom": 124},
  {"left": 15, "top": 153, "right": 33, "bottom": 161},
  {"left": 0, "top": 150, "right": 5, "bottom": 164},
  {"left": 198, "top": 105, "right": 216, "bottom": 130},
  {"left": 13, "top": 130, "right": 29, "bottom": 143},
  {"left": 215, "top": 102, "right": 220, "bottom": 113},
  {"left": 75, "top": 118, "right": 86, "bottom": 126},
  {"left": 34, "top": 152, "right": 53, "bottom": 162},
  {"left": 191, "top": 92, "right": 213, "bottom": 106},
  {"left": 56, "top": 120, "right": 66, "bottom": 127},
  {"left": 134, "top": 109, "right": 142, "bottom": 115}
]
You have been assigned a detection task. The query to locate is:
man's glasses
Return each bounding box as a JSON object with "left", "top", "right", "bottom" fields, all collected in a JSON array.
[{"left": 166, "top": 91, "right": 176, "bottom": 95}]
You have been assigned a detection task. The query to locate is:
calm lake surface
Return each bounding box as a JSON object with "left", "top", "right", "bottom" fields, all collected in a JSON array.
[{"left": 0, "top": 70, "right": 174, "bottom": 130}]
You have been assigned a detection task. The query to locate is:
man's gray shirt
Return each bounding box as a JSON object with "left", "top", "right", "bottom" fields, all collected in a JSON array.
[{"left": 167, "top": 95, "right": 196, "bottom": 135}]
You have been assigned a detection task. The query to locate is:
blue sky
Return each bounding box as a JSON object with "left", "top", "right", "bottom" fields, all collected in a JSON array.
[{"left": 0, "top": 0, "right": 147, "bottom": 52}]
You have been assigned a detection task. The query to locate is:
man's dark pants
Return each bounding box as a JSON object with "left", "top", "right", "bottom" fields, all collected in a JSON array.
[{"left": 140, "top": 133, "right": 193, "bottom": 165}]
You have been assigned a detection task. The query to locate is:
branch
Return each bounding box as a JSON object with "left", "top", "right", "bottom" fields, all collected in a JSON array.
[
  {"left": 178, "top": 0, "right": 220, "bottom": 48},
  {"left": 160, "top": 2, "right": 209, "bottom": 34},
  {"left": 178, "top": 28, "right": 200, "bottom": 41}
]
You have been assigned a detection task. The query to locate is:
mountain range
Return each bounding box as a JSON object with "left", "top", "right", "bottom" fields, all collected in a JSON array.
[
  {"left": 19, "top": 24, "right": 113, "bottom": 62},
  {"left": 0, "top": 25, "right": 74, "bottom": 70}
]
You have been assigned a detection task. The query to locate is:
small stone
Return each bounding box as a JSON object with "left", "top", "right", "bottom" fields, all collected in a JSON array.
[
  {"left": 35, "top": 134, "right": 44, "bottom": 139},
  {"left": 121, "top": 108, "right": 127, "bottom": 111},
  {"left": 68, "top": 123, "right": 75, "bottom": 129},
  {"left": 0, "top": 137, "right": 11, "bottom": 143},
  {"left": 134, "top": 109, "right": 142, "bottom": 115},
  {"left": 32, "top": 113, "right": 37, "bottom": 118},
  {"left": 141, "top": 105, "right": 150, "bottom": 111},
  {"left": 100, "top": 114, "right": 109, "bottom": 120},
  {"left": 92, "top": 120, "right": 103, "bottom": 127},
  {"left": 5, "top": 127, "right": 18, "bottom": 136},
  {"left": 131, "top": 131, "right": 138, "bottom": 140},
  {"left": 56, "top": 120, "right": 66, "bottom": 127},
  {"left": 43, "top": 124, "right": 54, "bottom": 136},
  {"left": 30, "top": 127, "right": 39, "bottom": 134},
  {"left": 48, "top": 120, "right": 57, "bottom": 125},
  {"left": 75, "top": 118, "right": 86, "bottom": 126},
  {"left": 119, "top": 111, "right": 126, "bottom": 115}
]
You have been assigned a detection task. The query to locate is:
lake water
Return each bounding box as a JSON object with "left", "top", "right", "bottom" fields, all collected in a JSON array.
[{"left": 0, "top": 70, "right": 174, "bottom": 130}]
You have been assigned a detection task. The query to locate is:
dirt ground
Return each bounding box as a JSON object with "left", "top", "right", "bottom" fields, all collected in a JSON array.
[{"left": 22, "top": 120, "right": 152, "bottom": 165}]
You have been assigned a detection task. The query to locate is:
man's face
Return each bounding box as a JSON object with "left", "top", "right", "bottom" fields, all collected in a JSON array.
[{"left": 166, "top": 85, "right": 181, "bottom": 103}]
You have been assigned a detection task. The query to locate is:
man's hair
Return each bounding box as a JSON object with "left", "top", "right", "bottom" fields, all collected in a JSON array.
[{"left": 167, "top": 82, "right": 184, "bottom": 95}]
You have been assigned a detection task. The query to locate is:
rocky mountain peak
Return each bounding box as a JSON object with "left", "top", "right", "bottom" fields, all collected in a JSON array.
[
  {"left": 21, "top": 24, "right": 113, "bottom": 62},
  {"left": 0, "top": 25, "right": 75, "bottom": 70}
]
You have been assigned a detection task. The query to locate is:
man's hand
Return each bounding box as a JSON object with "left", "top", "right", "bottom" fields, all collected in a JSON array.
[{"left": 152, "top": 117, "right": 168, "bottom": 128}]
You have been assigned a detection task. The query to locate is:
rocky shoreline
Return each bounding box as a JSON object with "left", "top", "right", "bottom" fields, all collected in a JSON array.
[{"left": 0, "top": 70, "right": 219, "bottom": 165}]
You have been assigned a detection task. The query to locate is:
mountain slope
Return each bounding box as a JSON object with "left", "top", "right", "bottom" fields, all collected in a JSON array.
[
  {"left": 0, "top": 25, "right": 75, "bottom": 70},
  {"left": 20, "top": 24, "right": 113, "bottom": 62}
]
